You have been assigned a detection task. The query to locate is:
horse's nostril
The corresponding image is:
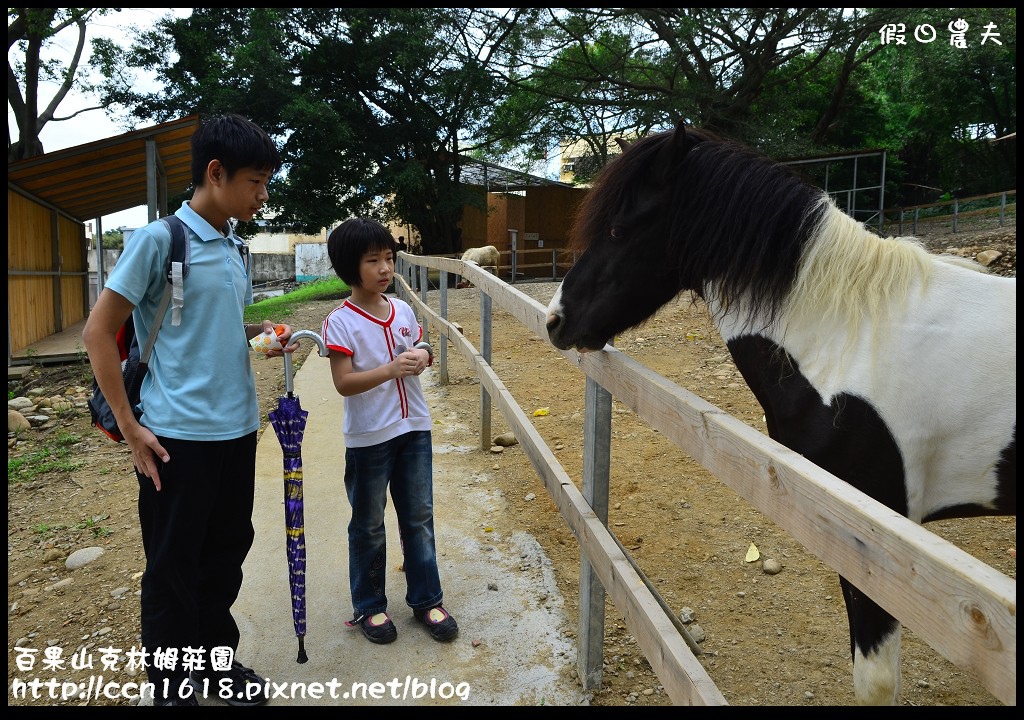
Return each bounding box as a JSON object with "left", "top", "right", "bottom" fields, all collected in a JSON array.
[{"left": 545, "top": 313, "right": 561, "bottom": 332}]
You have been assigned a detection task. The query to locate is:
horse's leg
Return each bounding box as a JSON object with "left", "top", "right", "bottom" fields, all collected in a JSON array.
[
  {"left": 840, "top": 576, "right": 902, "bottom": 705},
  {"left": 726, "top": 337, "right": 909, "bottom": 704}
]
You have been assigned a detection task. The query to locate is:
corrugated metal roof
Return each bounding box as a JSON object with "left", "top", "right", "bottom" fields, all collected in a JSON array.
[
  {"left": 459, "top": 156, "right": 574, "bottom": 192},
  {"left": 7, "top": 115, "right": 200, "bottom": 223}
]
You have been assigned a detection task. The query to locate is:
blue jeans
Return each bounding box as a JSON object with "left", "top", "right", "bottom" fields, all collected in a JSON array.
[{"left": 344, "top": 430, "right": 443, "bottom": 617}]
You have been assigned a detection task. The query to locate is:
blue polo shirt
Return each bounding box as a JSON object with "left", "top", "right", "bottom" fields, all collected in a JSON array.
[{"left": 104, "top": 201, "right": 259, "bottom": 440}]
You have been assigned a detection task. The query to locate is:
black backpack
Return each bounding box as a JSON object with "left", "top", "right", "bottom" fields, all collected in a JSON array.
[{"left": 88, "top": 216, "right": 191, "bottom": 442}]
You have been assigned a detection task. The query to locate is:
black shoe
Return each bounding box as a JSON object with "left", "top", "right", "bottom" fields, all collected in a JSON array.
[
  {"left": 413, "top": 605, "right": 459, "bottom": 642},
  {"left": 189, "top": 660, "right": 268, "bottom": 707},
  {"left": 355, "top": 612, "right": 398, "bottom": 644}
]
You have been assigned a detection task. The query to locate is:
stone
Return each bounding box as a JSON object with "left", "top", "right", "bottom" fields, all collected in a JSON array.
[
  {"left": 976, "top": 249, "right": 1003, "bottom": 267},
  {"left": 66, "top": 547, "right": 105, "bottom": 570},
  {"left": 8, "top": 409, "right": 31, "bottom": 433}
]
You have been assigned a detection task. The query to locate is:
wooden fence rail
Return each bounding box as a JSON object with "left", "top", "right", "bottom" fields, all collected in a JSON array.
[
  {"left": 417, "top": 249, "right": 572, "bottom": 285},
  {"left": 394, "top": 255, "right": 1015, "bottom": 706},
  {"left": 880, "top": 189, "right": 1016, "bottom": 235}
]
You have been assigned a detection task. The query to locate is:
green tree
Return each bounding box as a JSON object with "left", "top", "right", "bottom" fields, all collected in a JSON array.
[
  {"left": 79, "top": 7, "right": 1015, "bottom": 237},
  {"left": 492, "top": 8, "right": 1014, "bottom": 203},
  {"left": 492, "top": 9, "right": 905, "bottom": 149},
  {"left": 100, "top": 228, "right": 123, "bottom": 250},
  {"left": 860, "top": 8, "right": 1017, "bottom": 198},
  {"left": 485, "top": 23, "right": 655, "bottom": 185},
  {"left": 7, "top": 7, "right": 115, "bottom": 161},
  {"left": 90, "top": 7, "right": 534, "bottom": 255}
]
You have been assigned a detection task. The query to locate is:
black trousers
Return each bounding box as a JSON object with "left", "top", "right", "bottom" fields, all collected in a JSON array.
[{"left": 136, "top": 432, "right": 257, "bottom": 695}]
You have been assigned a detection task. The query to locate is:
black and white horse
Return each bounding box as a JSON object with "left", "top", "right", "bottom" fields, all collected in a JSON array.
[{"left": 545, "top": 121, "right": 1016, "bottom": 705}]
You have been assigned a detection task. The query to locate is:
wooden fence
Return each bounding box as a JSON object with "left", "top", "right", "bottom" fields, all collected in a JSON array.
[
  {"left": 419, "top": 248, "right": 572, "bottom": 285},
  {"left": 393, "top": 256, "right": 1015, "bottom": 706},
  {"left": 880, "top": 189, "right": 1016, "bottom": 235}
]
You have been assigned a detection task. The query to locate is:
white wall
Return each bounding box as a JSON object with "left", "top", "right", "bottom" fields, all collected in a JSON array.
[
  {"left": 249, "top": 228, "right": 327, "bottom": 254},
  {"left": 296, "top": 243, "right": 334, "bottom": 282}
]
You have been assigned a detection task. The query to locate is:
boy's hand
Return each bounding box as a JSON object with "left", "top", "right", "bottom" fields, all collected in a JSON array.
[
  {"left": 264, "top": 322, "right": 297, "bottom": 357},
  {"left": 124, "top": 423, "right": 170, "bottom": 491}
]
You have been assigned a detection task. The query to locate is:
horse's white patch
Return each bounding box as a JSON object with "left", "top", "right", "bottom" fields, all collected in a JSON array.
[
  {"left": 853, "top": 626, "right": 902, "bottom": 705},
  {"left": 711, "top": 213, "right": 1015, "bottom": 523},
  {"left": 546, "top": 285, "right": 564, "bottom": 327}
]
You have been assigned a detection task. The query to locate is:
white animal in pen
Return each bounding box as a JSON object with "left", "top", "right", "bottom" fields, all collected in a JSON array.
[{"left": 459, "top": 245, "right": 500, "bottom": 287}]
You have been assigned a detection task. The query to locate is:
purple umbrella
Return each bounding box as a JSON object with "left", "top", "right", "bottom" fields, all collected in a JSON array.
[{"left": 268, "top": 330, "right": 327, "bottom": 664}]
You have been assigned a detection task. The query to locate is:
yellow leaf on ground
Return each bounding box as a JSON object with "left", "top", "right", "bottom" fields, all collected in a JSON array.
[
  {"left": 533, "top": 407, "right": 550, "bottom": 417},
  {"left": 745, "top": 543, "right": 760, "bottom": 562}
]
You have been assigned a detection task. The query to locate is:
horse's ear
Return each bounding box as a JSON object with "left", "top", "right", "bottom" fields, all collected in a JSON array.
[
  {"left": 672, "top": 119, "right": 689, "bottom": 156},
  {"left": 615, "top": 137, "right": 630, "bottom": 152}
]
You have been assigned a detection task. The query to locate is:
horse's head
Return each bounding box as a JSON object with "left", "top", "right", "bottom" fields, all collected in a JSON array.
[
  {"left": 547, "top": 121, "right": 704, "bottom": 352},
  {"left": 549, "top": 120, "right": 819, "bottom": 352}
]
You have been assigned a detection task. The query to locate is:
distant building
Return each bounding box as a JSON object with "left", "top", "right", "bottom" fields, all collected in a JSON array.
[
  {"left": 558, "top": 132, "right": 639, "bottom": 185},
  {"left": 247, "top": 220, "right": 327, "bottom": 254}
]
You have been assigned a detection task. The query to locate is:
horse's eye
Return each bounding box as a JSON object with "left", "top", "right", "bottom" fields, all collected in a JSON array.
[{"left": 610, "top": 227, "right": 623, "bottom": 239}]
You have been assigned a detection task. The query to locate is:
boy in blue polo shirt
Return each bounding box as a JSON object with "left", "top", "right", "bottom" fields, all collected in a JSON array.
[{"left": 83, "top": 114, "right": 293, "bottom": 706}]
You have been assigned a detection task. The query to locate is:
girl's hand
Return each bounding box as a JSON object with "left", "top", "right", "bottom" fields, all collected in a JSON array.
[{"left": 393, "top": 349, "right": 427, "bottom": 377}]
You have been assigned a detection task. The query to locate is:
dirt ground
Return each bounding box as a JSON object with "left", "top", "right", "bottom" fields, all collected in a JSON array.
[{"left": 7, "top": 225, "right": 1016, "bottom": 707}]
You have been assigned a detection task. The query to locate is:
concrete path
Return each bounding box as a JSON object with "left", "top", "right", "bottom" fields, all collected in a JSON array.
[{"left": 222, "top": 350, "right": 585, "bottom": 706}]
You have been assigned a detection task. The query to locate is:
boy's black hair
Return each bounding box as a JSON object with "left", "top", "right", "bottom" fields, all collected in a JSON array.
[
  {"left": 191, "top": 113, "right": 282, "bottom": 187},
  {"left": 327, "top": 218, "right": 398, "bottom": 288}
]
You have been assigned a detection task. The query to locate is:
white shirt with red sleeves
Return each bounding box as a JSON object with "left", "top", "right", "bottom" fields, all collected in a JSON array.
[{"left": 322, "top": 295, "right": 433, "bottom": 448}]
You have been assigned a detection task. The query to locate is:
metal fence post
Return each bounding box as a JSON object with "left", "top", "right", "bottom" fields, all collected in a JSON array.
[
  {"left": 479, "top": 291, "right": 492, "bottom": 451},
  {"left": 578, "top": 372, "right": 612, "bottom": 690},
  {"left": 418, "top": 264, "right": 429, "bottom": 341},
  {"left": 439, "top": 270, "right": 449, "bottom": 385}
]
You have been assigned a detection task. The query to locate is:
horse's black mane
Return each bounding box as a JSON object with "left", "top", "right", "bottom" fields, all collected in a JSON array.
[{"left": 573, "top": 126, "right": 825, "bottom": 328}]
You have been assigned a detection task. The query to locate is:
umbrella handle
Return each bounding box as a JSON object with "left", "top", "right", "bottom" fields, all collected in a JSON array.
[{"left": 283, "top": 330, "right": 329, "bottom": 395}]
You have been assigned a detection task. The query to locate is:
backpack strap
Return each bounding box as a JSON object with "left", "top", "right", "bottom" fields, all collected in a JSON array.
[
  {"left": 156, "top": 215, "right": 251, "bottom": 324},
  {"left": 239, "top": 242, "right": 253, "bottom": 278},
  {"left": 134, "top": 215, "right": 187, "bottom": 363},
  {"left": 159, "top": 216, "right": 191, "bottom": 327},
  {"left": 137, "top": 283, "right": 174, "bottom": 365}
]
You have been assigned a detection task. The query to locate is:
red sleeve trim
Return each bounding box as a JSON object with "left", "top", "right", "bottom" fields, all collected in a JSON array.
[{"left": 326, "top": 344, "right": 353, "bottom": 356}]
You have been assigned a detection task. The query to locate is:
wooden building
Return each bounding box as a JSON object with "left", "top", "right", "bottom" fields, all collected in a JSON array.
[
  {"left": 8, "top": 115, "right": 199, "bottom": 367},
  {"left": 458, "top": 158, "right": 587, "bottom": 280}
]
